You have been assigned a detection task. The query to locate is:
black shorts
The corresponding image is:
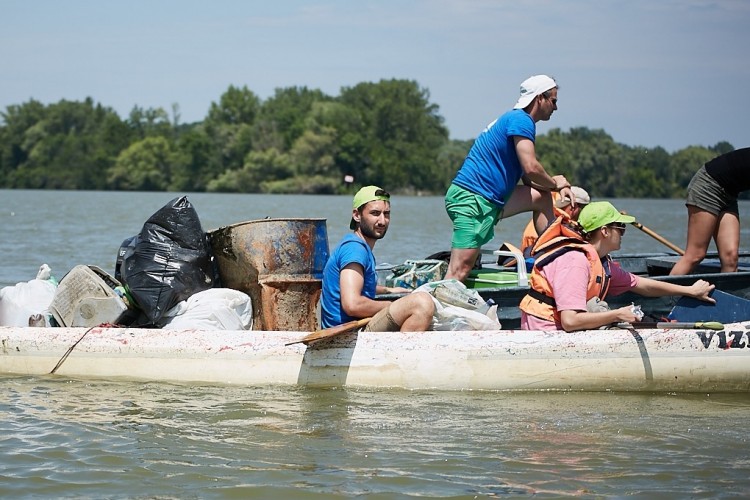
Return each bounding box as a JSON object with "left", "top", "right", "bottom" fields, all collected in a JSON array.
[{"left": 685, "top": 165, "right": 739, "bottom": 216}]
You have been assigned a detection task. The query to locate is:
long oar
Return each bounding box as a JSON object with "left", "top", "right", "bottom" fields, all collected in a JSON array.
[
  {"left": 615, "top": 321, "right": 724, "bottom": 330},
  {"left": 631, "top": 221, "right": 685, "bottom": 255},
  {"left": 286, "top": 317, "right": 372, "bottom": 346},
  {"left": 620, "top": 211, "right": 685, "bottom": 255}
]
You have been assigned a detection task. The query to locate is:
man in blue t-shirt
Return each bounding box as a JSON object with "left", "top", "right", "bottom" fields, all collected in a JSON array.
[
  {"left": 444, "top": 74, "right": 575, "bottom": 282},
  {"left": 320, "top": 186, "right": 434, "bottom": 331}
]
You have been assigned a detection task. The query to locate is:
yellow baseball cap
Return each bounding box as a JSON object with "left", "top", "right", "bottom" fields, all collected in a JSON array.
[
  {"left": 578, "top": 201, "right": 635, "bottom": 233},
  {"left": 350, "top": 186, "right": 390, "bottom": 229}
]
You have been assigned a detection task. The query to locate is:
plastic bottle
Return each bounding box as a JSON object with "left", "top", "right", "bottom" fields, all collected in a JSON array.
[{"left": 433, "top": 284, "right": 493, "bottom": 314}]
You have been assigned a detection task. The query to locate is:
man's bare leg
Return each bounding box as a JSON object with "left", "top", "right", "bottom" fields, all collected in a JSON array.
[
  {"left": 444, "top": 247, "right": 480, "bottom": 282},
  {"left": 389, "top": 292, "right": 436, "bottom": 331},
  {"left": 503, "top": 185, "right": 555, "bottom": 235}
]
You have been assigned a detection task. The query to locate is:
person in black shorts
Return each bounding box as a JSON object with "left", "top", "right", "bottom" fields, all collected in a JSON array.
[{"left": 670, "top": 148, "right": 750, "bottom": 274}]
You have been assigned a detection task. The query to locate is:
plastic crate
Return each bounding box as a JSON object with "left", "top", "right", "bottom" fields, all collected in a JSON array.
[{"left": 464, "top": 249, "right": 529, "bottom": 289}]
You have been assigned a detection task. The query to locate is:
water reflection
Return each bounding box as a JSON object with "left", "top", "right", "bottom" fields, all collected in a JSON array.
[{"left": 3, "top": 377, "right": 750, "bottom": 496}]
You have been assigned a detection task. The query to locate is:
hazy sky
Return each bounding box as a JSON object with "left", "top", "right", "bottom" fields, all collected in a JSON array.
[{"left": 2, "top": 0, "right": 748, "bottom": 152}]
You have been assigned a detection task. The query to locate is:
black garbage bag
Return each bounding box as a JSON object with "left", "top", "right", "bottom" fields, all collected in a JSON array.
[
  {"left": 114, "top": 235, "right": 137, "bottom": 284},
  {"left": 117, "top": 196, "right": 217, "bottom": 325}
]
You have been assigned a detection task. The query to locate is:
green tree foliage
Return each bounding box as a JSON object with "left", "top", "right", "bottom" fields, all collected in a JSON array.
[
  {"left": 338, "top": 79, "right": 449, "bottom": 190},
  {"left": 108, "top": 136, "right": 176, "bottom": 190},
  {"left": 303, "top": 100, "right": 367, "bottom": 189},
  {"left": 169, "top": 126, "right": 214, "bottom": 192},
  {"left": 537, "top": 127, "right": 623, "bottom": 197},
  {"left": 127, "top": 105, "right": 172, "bottom": 140},
  {"left": 712, "top": 141, "right": 734, "bottom": 156},
  {"left": 257, "top": 86, "right": 331, "bottom": 150},
  {"left": 203, "top": 85, "right": 262, "bottom": 180},
  {"left": 207, "top": 148, "right": 293, "bottom": 193},
  {"left": 434, "top": 139, "right": 473, "bottom": 191},
  {"left": 1, "top": 98, "right": 130, "bottom": 189},
  {"left": 536, "top": 128, "right": 734, "bottom": 200},
  {"left": 622, "top": 147, "right": 672, "bottom": 198},
  {"left": 668, "top": 147, "right": 721, "bottom": 197},
  {"left": 0, "top": 81, "right": 738, "bottom": 197},
  {"left": 0, "top": 99, "right": 46, "bottom": 185},
  {"left": 206, "top": 85, "right": 260, "bottom": 126}
]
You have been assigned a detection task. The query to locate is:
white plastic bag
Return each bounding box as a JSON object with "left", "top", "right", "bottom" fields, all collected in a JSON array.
[
  {"left": 0, "top": 264, "right": 57, "bottom": 327},
  {"left": 159, "top": 288, "right": 253, "bottom": 331},
  {"left": 414, "top": 279, "right": 501, "bottom": 331}
]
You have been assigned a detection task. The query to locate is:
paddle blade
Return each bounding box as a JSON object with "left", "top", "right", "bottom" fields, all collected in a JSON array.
[
  {"left": 285, "top": 317, "right": 371, "bottom": 346},
  {"left": 694, "top": 321, "right": 725, "bottom": 331}
]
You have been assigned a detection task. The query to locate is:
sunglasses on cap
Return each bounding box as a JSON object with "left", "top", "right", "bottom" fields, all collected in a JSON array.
[{"left": 374, "top": 189, "right": 390, "bottom": 198}]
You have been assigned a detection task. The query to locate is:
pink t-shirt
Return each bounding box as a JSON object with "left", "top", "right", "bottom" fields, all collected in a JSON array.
[{"left": 521, "top": 251, "right": 639, "bottom": 331}]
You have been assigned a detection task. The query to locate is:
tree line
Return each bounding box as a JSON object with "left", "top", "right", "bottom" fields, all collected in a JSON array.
[{"left": 0, "top": 79, "right": 737, "bottom": 198}]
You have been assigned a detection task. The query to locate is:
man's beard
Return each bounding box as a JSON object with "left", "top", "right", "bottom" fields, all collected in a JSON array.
[{"left": 359, "top": 219, "right": 387, "bottom": 240}]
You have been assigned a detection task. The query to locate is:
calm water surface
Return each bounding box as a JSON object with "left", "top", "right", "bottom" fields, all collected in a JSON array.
[
  {"left": 3, "top": 189, "right": 749, "bottom": 288},
  {"left": 2, "top": 190, "right": 750, "bottom": 497}
]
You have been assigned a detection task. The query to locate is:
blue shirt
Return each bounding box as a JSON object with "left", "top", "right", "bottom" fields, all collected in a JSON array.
[
  {"left": 320, "top": 233, "right": 378, "bottom": 328},
  {"left": 452, "top": 109, "right": 536, "bottom": 207}
]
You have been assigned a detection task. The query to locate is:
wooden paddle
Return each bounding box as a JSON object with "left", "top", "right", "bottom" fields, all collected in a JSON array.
[
  {"left": 285, "top": 317, "right": 372, "bottom": 346},
  {"left": 615, "top": 321, "right": 724, "bottom": 330},
  {"left": 620, "top": 211, "right": 685, "bottom": 255}
]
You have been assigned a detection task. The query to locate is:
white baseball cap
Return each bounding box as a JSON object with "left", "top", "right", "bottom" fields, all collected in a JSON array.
[
  {"left": 555, "top": 186, "right": 591, "bottom": 208},
  {"left": 513, "top": 75, "right": 557, "bottom": 109}
]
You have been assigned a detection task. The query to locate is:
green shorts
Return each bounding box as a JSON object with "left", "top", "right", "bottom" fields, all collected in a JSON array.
[{"left": 444, "top": 184, "right": 501, "bottom": 249}]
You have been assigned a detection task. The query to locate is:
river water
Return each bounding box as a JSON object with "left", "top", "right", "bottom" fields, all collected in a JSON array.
[{"left": 2, "top": 189, "right": 750, "bottom": 497}]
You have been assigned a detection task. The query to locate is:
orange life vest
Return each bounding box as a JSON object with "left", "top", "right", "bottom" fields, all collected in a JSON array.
[
  {"left": 520, "top": 204, "right": 568, "bottom": 254},
  {"left": 519, "top": 216, "right": 612, "bottom": 323}
]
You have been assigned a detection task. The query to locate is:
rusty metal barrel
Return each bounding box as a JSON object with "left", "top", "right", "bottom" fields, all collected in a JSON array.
[{"left": 208, "top": 218, "right": 329, "bottom": 332}]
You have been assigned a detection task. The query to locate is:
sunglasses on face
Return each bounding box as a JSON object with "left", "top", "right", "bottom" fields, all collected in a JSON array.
[
  {"left": 607, "top": 222, "right": 627, "bottom": 234},
  {"left": 542, "top": 92, "right": 558, "bottom": 106}
]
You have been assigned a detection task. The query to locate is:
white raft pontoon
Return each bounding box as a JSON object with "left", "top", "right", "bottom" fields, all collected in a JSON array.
[{"left": 2, "top": 323, "right": 750, "bottom": 392}]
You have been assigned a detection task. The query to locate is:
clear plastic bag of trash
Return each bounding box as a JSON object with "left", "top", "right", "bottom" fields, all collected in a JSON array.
[
  {"left": 414, "top": 279, "right": 501, "bottom": 331},
  {"left": 0, "top": 264, "right": 57, "bottom": 327}
]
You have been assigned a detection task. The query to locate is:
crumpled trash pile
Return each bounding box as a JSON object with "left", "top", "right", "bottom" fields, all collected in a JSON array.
[{"left": 0, "top": 196, "right": 253, "bottom": 331}]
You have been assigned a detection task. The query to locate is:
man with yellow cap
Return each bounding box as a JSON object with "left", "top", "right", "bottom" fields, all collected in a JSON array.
[
  {"left": 320, "top": 186, "right": 435, "bottom": 331},
  {"left": 519, "top": 201, "right": 716, "bottom": 332}
]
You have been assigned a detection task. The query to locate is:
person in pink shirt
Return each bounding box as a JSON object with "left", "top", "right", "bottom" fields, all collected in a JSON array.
[{"left": 520, "top": 201, "right": 716, "bottom": 332}]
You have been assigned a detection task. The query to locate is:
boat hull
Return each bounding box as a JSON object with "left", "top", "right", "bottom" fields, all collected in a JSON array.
[{"left": 2, "top": 324, "right": 750, "bottom": 392}]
